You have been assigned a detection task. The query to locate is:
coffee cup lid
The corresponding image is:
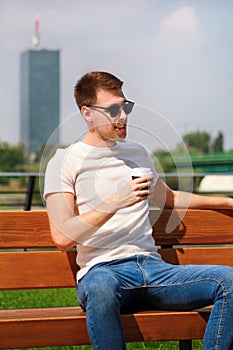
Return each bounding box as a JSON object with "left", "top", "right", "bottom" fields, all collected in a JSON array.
[{"left": 131, "top": 167, "right": 152, "bottom": 177}]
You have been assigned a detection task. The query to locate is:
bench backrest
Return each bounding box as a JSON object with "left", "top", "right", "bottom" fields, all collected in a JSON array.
[{"left": 0, "top": 209, "right": 233, "bottom": 290}]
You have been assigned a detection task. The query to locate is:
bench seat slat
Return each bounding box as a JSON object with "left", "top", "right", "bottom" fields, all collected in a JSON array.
[
  {"left": 0, "top": 251, "right": 77, "bottom": 290},
  {"left": 1, "top": 209, "right": 233, "bottom": 248},
  {"left": 151, "top": 209, "right": 233, "bottom": 246},
  {"left": 160, "top": 247, "right": 233, "bottom": 266},
  {"left": 1, "top": 247, "right": 232, "bottom": 290},
  {"left": 0, "top": 211, "right": 53, "bottom": 248},
  {"left": 0, "top": 306, "right": 211, "bottom": 348}
]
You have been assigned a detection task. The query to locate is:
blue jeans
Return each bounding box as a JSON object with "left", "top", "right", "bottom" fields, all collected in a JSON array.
[{"left": 77, "top": 255, "right": 233, "bottom": 350}]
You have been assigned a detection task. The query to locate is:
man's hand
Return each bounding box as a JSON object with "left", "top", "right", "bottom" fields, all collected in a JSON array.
[{"left": 106, "top": 175, "right": 154, "bottom": 211}]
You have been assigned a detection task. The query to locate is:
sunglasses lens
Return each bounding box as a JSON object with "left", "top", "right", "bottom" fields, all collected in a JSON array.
[
  {"left": 108, "top": 101, "right": 135, "bottom": 117},
  {"left": 123, "top": 102, "right": 134, "bottom": 115},
  {"left": 109, "top": 105, "right": 121, "bottom": 118}
]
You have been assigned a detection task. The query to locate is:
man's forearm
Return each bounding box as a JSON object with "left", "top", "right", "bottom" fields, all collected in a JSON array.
[
  {"left": 47, "top": 195, "right": 117, "bottom": 249},
  {"left": 173, "top": 190, "right": 233, "bottom": 210},
  {"left": 61, "top": 205, "right": 116, "bottom": 244}
]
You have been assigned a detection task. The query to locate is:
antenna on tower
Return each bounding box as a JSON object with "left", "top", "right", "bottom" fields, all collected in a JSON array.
[{"left": 32, "top": 15, "right": 40, "bottom": 49}]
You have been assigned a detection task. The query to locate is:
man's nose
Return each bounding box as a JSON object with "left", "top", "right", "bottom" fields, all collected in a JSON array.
[{"left": 117, "top": 108, "right": 127, "bottom": 122}]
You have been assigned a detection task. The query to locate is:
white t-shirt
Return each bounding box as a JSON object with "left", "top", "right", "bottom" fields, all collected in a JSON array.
[{"left": 44, "top": 140, "right": 161, "bottom": 281}]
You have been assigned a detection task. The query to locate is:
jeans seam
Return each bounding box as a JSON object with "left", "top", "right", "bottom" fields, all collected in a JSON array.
[
  {"left": 214, "top": 279, "right": 226, "bottom": 350},
  {"left": 121, "top": 285, "right": 146, "bottom": 290},
  {"left": 146, "top": 277, "right": 225, "bottom": 287},
  {"left": 136, "top": 255, "right": 148, "bottom": 286},
  {"left": 121, "top": 276, "right": 221, "bottom": 289}
]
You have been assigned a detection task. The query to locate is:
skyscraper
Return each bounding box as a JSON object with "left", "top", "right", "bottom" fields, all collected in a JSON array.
[{"left": 20, "top": 20, "right": 60, "bottom": 154}]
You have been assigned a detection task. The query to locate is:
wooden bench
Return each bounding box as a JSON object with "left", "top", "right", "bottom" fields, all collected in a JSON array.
[{"left": 0, "top": 209, "right": 233, "bottom": 349}]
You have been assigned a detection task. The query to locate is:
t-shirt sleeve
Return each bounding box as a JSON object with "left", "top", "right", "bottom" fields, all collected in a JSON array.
[{"left": 43, "top": 148, "right": 75, "bottom": 199}]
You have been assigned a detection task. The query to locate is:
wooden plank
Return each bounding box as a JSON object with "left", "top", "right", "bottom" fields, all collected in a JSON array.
[
  {"left": 1, "top": 247, "right": 232, "bottom": 290},
  {"left": 123, "top": 308, "right": 210, "bottom": 342},
  {"left": 0, "top": 211, "right": 54, "bottom": 248},
  {"left": 150, "top": 209, "right": 233, "bottom": 245},
  {"left": 0, "top": 307, "right": 89, "bottom": 348},
  {"left": 1, "top": 209, "right": 233, "bottom": 249},
  {"left": 0, "top": 307, "right": 211, "bottom": 348},
  {"left": 160, "top": 247, "right": 233, "bottom": 266},
  {"left": 0, "top": 251, "right": 77, "bottom": 290}
]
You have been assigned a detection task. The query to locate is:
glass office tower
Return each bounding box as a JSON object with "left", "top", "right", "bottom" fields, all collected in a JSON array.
[{"left": 20, "top": 49, "right": 60, "bottom": 154}]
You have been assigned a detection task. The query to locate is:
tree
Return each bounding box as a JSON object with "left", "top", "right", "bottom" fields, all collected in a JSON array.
[
  {"left": 0, "top": 142, "right": 28, "bottom": 171},
  {"left": 212, "top": 131, "right": 224, "bottom": 153},
  {"left": 183, "top": 131, "right": 211, "bottom": 154}
]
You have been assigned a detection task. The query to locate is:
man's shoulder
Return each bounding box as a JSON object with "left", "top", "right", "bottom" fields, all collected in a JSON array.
[{"left": 46, "top": 142, "right": 83, "bottom": 169}]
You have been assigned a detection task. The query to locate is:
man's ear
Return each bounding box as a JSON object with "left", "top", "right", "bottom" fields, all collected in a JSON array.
[{"left": 81, "top": 106, "right": 93, "bottom": 122}]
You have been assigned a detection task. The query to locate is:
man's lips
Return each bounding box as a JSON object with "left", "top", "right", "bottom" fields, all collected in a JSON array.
[{"left": 114, "top": 124, "right": 126, "bottom": 130}]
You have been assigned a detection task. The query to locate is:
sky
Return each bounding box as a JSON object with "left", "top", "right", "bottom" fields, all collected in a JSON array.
[{"left": 0, "top": 0, "right": 233, "bottom": 153}]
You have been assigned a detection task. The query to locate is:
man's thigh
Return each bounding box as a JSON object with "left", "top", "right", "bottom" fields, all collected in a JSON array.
[{"left": 143, "top": 259, "right": 233, "bottom": 310}]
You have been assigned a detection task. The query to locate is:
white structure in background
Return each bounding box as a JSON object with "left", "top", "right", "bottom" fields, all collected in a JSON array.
[{"left": 198, "top": 175, "right": 233, "bottom": 193}]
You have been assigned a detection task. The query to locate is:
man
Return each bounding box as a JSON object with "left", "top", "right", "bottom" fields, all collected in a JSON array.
[{"left": 44, "top": 71, "right": 233, "bottom": 350}]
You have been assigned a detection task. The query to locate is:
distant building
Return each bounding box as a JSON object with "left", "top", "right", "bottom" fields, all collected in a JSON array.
[{"left": 20, "top": 20, "right": 60, "bottom": 154}]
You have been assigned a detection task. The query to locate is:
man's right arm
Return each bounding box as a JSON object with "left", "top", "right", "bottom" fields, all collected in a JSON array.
[
  {"left": 46, "top": 192, "right": 116, "bottom": 251},
  {"left": 46, "top": 175, "right": 152, "bottom": 251}
]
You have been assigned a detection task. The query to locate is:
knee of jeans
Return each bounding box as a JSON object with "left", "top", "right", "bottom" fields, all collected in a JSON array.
[
  {"left": 81, "top": 268, "right": 121, "bottom": 303},
  {"left": 213, "top": 266, "right": 233, "bottom": 300},
  {"left": 222, "top": 266, "right": 233, "bottom": 294}
]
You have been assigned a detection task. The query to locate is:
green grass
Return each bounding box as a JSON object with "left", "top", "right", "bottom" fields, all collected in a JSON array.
[
  {"left": 0, "top": 288, "right": 203, "bottom": 349},
  {"left": 0, "top": 288, "right": 77, "bottom": 309}
]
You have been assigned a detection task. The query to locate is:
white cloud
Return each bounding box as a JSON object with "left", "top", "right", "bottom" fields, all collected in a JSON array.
[{"left": 160, "top": 6, "right": 202, "bottom": 41}]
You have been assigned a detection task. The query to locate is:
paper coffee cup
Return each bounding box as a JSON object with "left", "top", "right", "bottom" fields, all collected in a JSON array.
[{"left": 131, "top": 167, "right": 152, "bottom": 179}]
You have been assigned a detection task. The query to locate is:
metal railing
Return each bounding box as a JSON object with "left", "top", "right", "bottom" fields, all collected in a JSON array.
[
  {"left": 0, "top": 172, "right": 44, "bottom": 211},
  {"left": 0, "top": 172, "right": 232, "bottom": 211}
]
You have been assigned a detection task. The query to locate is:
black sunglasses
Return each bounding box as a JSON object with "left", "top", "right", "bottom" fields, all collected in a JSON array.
[{"left": 86, "top": 100, "right": 135, "bottom": 118}]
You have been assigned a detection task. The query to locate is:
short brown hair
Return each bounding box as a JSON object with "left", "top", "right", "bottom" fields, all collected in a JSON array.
[{"left": 74, "top": 71, "right": 123, "bottom": 110}]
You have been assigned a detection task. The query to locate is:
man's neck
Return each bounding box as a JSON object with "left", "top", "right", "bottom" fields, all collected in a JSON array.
[{"left": 82, "top": 132, "right": 116, "bottom": 148}]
